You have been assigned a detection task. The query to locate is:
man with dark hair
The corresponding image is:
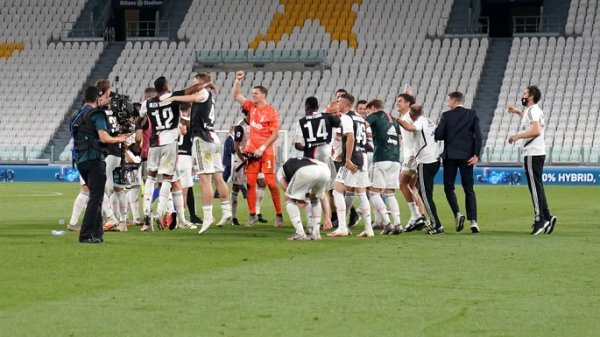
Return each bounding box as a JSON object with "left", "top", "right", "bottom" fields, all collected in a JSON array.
[
  {"left": 94, "top": 79, "right": 129, "bottom": 232},
  {"left": 397, "top": 104, "right": 444, "bottom": 234},
  {"left": 175, "top": 103, "right": 199, "bottom": 229},
  {"left": 139, "top": 76, "right": 204, "bottom": 231},
  {"left": 396, "top": 93, "right": 427, "bottom": 231},
  {"left": 230, "top": 108, "right": 269, "bottom": 226},
  {"left": 294, "top": 96, "right": 340, "bottom": 231},
  {"left": 324, "top": 88, "right": 349, "bottom": 113},
  {"left": 232, "top": 70, "right": 283, "bottom": 227},
  {"left": 508, "top": 85, "right": 556, "bottom": 235},
  {"left": 435, "top": 91, "right": 482, "bottom": 233},
  {"left": 294, "top": 96, "right": 340, "bottom": 161},
  {"left": 277, "top": 157, "right": 332, "bottom": 240},
  {"left": 356, "top": 99, "right": 368, "bottom": 118},
  {"left": 186, "top": 73, "right": 232, "bottom": 234},
  {"left": 365, "top": 98, "right": 403, "bottom": 234},
  {"left": 328, "top": 93, "right": 373, "bottom": 237},
  {"left": 71, "top": 86, "right": 129, "bottom": 243}
]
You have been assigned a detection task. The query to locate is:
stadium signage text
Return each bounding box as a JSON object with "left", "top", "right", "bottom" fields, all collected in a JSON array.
[
  {"left": 1, "top": 165, "right": 600, "bottom": 185},
  {"left": 119, "top": 0, "right": 163, "bottom": 7}
]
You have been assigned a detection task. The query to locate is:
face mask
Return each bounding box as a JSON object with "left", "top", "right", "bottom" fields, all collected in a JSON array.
[{"left": 521, "top": 98, "right": 528, "bottom": 106}]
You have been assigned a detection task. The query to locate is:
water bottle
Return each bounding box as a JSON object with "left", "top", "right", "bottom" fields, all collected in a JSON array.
[{"left": 51, "top": 230, "right": 65, "bottom": 236}]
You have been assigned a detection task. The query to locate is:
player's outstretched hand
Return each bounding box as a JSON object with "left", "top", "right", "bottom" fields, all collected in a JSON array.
[
  {"left": 235, "top": 71, "right": 245, "bottom": 80},
  {"left": 345, "top": 159, "right": 358, "bottom": 173}
]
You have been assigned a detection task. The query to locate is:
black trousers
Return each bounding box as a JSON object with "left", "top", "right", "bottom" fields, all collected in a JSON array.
[
  {"left": 443, "top": 158, "right": 477, "bottom": 221},
  {"left": 418, "top": 160, "right": 443, "bottom": 228},
  {"left": 524, "top": 155, "right": 551, "bottom": 222},
  {"left": 77, "top": 160, "right": 107, "bottom": 241},
  {"left": 222, "top": 164, "right": 232, "bottom": 183}
]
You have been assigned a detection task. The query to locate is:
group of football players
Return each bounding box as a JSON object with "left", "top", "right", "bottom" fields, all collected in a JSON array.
[{"left": 66, "top": 71, "right": 448, "bottom": 239}]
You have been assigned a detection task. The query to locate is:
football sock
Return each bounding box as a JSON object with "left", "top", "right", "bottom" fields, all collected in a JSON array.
[
  {"left": 332, "top": 190, "right": 347, "bottom": 231},
  {"left": 143, "top": 176, "right": 156, "bottom": 216},
  {"left": 256, "top": 186, "right": 265, "bottom": 214},
  {"left": 408, "top": 202, "right": 421, "bottom": 219},
  {"left": 357, "top": 192, "right": 372, "bottom": 232},
  {"left": 370, "top": 191, "right": 390, "bottom": 225},
  {"left": 231, "top": 189, "right": 239, "bottom": 218},
  {"left": 286, "top": 201, "right": 305, "bottom": 236},
  {"left": 202, "top": 205, "right": 213, "bottom": 226},
  {"left": 128, "top": 187, "right": 141, "bottom": 222},
  {"left": 172, "top": 190, "right": 186, "bottom": 224},
  {"left": 69, "top": 191, "right": 89, "bottom": 225},
  {"left": 386, "top": 193, "right": 401, "bottom": 226}
]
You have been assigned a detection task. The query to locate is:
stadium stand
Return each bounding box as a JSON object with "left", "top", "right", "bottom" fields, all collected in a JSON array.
[
  {"left": 1, "top": 0, "right": 598, "bottom": 165},
  {"left": 0, "top": 0, "right": 100, "bottom": 161},
  {"left": 109, "top": 0, "right": 484, "bottom": 141},
  {"left": 484, "top": 0, "right": 600, "bottom": 163}
]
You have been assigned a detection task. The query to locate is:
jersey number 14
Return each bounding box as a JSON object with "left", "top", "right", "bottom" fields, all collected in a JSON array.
[{"left": 303, "top": 119, "right": 328, "bottom": 142}]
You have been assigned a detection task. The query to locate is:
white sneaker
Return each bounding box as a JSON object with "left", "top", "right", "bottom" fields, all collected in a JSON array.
[
  {"left": 288, "top": 233, "right": 308, "bottom": 241},
  {"left": 177, "top": 221, "right": 197, "bottom": 230},
  {"left": 307, "top": 230, "right": 321, "bottom": 241},
  {"left": 216, "top": 213, "right": 233, "bottom": 227},
  {"left": 198, "top": 222, "right": 212, "bottom": 234},
  {"left": 356, "top": 230, "right": 374, "bottom": 237},
  {"left": 117, "top": 221, "right": 128, "bottom": 232},
  {"left": 140, "top": 224, "right": 153, "bottom": 232},
  {"left": 327, "top": 228, "right": 350, "bottom": 237}
]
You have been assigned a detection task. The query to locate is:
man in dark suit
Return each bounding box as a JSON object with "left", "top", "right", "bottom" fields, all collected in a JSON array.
[{"left": 434, "top": 92, "right": 482, "bottom": 233}]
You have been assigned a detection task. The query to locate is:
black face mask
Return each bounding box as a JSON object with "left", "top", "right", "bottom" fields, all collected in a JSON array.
[{"left": 521, "top": 98, "right": 528, "bottom": 106}]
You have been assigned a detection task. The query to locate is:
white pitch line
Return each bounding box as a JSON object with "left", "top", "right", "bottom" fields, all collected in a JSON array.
[{"left": 14, "top": 191, "right": 63, "bottom": 197}]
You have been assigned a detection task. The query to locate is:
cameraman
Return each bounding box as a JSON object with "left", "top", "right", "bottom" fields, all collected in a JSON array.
[
  {"left": 72, "top": 86, "right": 129, "bottom": 243},
  {"left": 96, "top": 79, "right": 129, "bottom": 232}
]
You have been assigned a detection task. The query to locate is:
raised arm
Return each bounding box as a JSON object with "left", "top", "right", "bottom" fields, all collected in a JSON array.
[
  {"left": 507, "top": 106, "right": 524, "bottom": 119},
  {"left": 397, "top": 117, "right": 416, "bottom": 132},
  {"left": 232, "top": 71, "right": 247, "bottom": 105}
]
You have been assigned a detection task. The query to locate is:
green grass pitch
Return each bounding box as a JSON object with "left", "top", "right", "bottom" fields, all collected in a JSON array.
[{"left": 1, "top": 182, "right": 600, "bottom": 337}]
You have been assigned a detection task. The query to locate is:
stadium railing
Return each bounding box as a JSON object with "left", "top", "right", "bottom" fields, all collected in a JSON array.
[
  {"left": 513, "top": 16, "right": 566, "bottom": 36},
  {"left": 196, "top": 49, "right": 327, "bottom": 66},
  {"left": 126, "top": 21, "right": 170, "bottom": 41},
  {"left": 1, "top": 145, "right": 598, "bottom": 166}
]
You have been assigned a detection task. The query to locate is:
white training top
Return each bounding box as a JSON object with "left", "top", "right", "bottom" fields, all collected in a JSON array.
[
  {"left": 521, "top": 104, "right": 546, "bottom": 156},
  {"left": 413, "top": 116, "right": 441, "bottom": 164}
]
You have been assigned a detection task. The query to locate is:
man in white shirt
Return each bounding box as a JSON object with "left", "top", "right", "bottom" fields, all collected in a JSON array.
[
  {"left": 508, "top": 85, "right": 556, "bottom": 235},
  {"left": 397, "top": 104, "right": 444, "bottom": 234},
  {"left": 395, "top": 93, "right": 427, "bottom": 231}
]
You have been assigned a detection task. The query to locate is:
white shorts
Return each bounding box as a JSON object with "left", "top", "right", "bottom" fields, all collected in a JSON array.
[
  {"left": 192, "top": 135, "right": 223, "bottom": 175},
  {"left": 371, "top": 161, "right": 401, "bottom": 189},
  {"left": 231, "top": 157, "right": 246, "bottom": 185},
  {"left": 367, "top": 152, "right": 374, "bottom": 182},
  {"left": 147, "top": 143, "right": 178, "bottom": 177},
  {"left": 177, "top": 155, "right": 194, "bottom": 189},
  {"left": 401, "top": 156, "right": 418, "bottom": 174},
  {"left": 105, "top": 154, "right": 123, "bottom": 192},
  {"left": 231, "top": 157, "right": 265, "bottom": 186},
  {"left": 278, "top": 162, "right": 330, "bottom": 201},
  {"left": 335, "top": 166, "right": 370, "bottom": 188}
]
